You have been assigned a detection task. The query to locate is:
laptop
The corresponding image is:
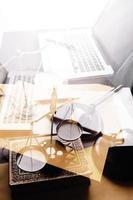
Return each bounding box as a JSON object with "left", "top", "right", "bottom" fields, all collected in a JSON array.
[
  {"left": 38, "top": 29, "right": 113, "bottom": 81},
  {"left": 38, "top": 0, "right": 133, "bottom": 82},
  {"left": 38, "top": 3, "right": 116, "bottom": 81}
]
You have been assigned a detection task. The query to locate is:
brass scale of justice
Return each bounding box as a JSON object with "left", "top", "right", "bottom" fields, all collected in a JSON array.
[{"left": 16, "top": 85, "right": 124, "bottom": 174}]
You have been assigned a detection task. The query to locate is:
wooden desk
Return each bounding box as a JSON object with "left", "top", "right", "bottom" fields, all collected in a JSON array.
[
  {"left": 0, "top": 163, "right": 11, "bottom": 200},
  {"left": 1, "top": 162, "right": 133, "bottom": 200}
]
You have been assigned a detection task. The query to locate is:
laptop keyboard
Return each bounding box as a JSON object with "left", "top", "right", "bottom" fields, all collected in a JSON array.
[
  {"left": 65, "top": 34, "right": 105, "bottom": 73},
  {"left": 7, "top": 74, "right": 35, "bottom": 84},
  {"left": 0, "top": 75, "right": 34, "bottom": 124}
]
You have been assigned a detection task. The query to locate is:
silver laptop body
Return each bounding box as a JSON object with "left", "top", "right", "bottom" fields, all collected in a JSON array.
[{"left": 38, "top": 28, "right": 114, "bottom": 81}]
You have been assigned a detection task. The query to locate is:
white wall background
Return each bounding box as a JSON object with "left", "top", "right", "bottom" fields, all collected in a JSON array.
[{"left": 0, "top": 0, "right": 108, "bottom": 31}]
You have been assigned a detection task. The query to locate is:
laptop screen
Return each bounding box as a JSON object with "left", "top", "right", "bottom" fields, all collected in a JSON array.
[{"left": 93, "top": 0, "right": 133, "bottom": 72}]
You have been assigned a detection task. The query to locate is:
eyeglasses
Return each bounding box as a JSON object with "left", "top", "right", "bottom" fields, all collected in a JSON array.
[
  {"left": 56, "top": 118, "right": 103, "bottom": 142},
  {"left": 51, "top": 102, "right": 103, "bottom": 143}
]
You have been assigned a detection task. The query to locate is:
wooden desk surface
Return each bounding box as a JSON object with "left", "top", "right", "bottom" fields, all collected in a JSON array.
[{"left": 1, "top": 162, "right": 133, "bottom": 200}]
